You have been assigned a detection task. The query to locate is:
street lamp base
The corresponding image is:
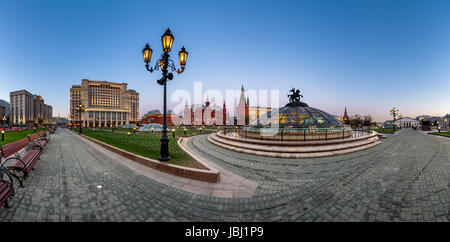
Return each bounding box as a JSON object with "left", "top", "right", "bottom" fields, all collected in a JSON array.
[
  {"left": 159, "top": 155, "right": 170, "bottom": 161},
  {"left": 159, "top": 135, "right": 170, "bottom": 162}
]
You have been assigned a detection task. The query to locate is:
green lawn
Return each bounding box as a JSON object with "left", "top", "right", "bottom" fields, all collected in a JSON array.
[
  {"left": 73, "top": 128, "right": 205, "bottom": 169},
  {"left": 143, "top": 128, "right": 216, "bottom": 136},
  {"left": 93, "top": 127, "right": 138, "bottom": 132},
  {"left": 436, "top": 131, "right": 450, "bottom": 136},
  {"left": 95, "top": 126, "right": 218, "bottom": 136},
  {"left": 0, "top": 128, "right": 47, "bottom": 146}
]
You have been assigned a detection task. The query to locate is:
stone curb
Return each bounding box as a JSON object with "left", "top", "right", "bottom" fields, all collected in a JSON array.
[
  {"left": 74, "top": 131, "right": 220, "bottom": 183},
  {"left": 177, "top": 137, "right": 221, "bottom": 179}
]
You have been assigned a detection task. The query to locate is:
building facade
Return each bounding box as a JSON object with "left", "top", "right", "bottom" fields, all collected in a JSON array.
[
  {"left": 141, "top": 109, "right": 179, "bottom": 126},
  {"left": 0, "top": 99, "right": 9, "bottom": 116},
  {"left": 70, "top": 79, "right": 139, "bottom": 127},
  {"left": 248, "top": 106, "right": 271, "bottom": 125},
  {"left": 181, "top": 85, "right": 255, "bottom": 126},
  {"left": 396, "top": 117, "right": 419, "bottom": 128},
  {"left": 0, "top": 106, "right": 5, "bottom": 124},
  {"left": 442, "top": 114, "right": 450, "bottom": 131},
  {"left": 10, "top": 90, "right": 53, "bottom": 126},
  {"left": 183, "top": 98, "right": 231, "bottom": 126}
]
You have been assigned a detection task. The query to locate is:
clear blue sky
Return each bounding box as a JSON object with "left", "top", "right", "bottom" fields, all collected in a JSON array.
[{"left": 1, "top": 0, "right": 449, "bottom": 122}]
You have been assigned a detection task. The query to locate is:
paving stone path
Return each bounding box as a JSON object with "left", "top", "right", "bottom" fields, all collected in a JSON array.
[{"left": 0, "top": 128, "right": 448, "bottom": 221}]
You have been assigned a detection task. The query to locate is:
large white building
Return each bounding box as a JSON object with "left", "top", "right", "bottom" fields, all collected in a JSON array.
[
  {"left": 395, "top": 117, "right": 419, "bottom": 128},
  {"left": 70, "top": 79, "right": 139, "bottom": 127},
  {"left": 10, "top": 90, "right": 53, "bottom": 126}
]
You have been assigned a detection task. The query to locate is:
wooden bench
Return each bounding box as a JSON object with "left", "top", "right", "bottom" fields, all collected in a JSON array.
[
  {"left": 0, "top": 138, "right": 42, "bottom": 187},
  {"left": 40, "top": 130, "right": 51, "bottom": 142},
  {"left": 28, "top": 132, "right": 47, "bottom": 150},
  {"left": 0, "top": 167, "right": 14, "bottom": 208}
]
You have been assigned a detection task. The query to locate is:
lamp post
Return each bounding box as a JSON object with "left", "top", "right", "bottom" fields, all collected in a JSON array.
[
  {"left": 1, "top": 130, "right": 4, "bottom": 141},
  {"left": 390, "top": 107, "right": 398, "bottom": 133},
  {"left": 142, "top": 28, "right": 188, "bottom": 161},
  {"left": 75, "top": 104, "right": 86, "bottom": 134}
]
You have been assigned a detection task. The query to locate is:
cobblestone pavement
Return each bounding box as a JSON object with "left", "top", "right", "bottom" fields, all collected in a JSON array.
[{"left": 0, "top": 128, "right": 448, "bottom": 221}]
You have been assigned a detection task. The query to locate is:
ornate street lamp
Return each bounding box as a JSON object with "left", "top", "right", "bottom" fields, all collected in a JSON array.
[
  {"left": 142, "top": 28, "right": 189, "bottom": 161},
  {"left": 389, "top": 107, "right": 399, "bottom": 132},
  {"left": 75, "top": 104, "right": 86, "bottom": 134}
]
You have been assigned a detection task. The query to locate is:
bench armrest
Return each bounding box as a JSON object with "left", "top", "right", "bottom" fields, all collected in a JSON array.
[
  {"left": 0, "top": 166, "right": 14, "bottom": 185},
  {"left": 3, "top": 155, "right": 28, "bottom": 173}
]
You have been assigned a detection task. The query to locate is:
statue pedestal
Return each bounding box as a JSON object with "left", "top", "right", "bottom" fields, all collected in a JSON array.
[{"left": 285, "top": 101, "right": 309, "bottom": 107}]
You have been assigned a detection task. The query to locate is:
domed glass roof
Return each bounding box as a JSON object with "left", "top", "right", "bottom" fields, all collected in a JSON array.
[
  {"left": 138, "top": 123, "right": 163, "bottom": 131},
  {"left": 251, "top": 105, "right": 344, "bottom": 128},
  {"left": 249, "top": 89, "right": 345, "bottom": 129},
  {"left": 118, "top": 124, "right": 139, "bottom": 129}
]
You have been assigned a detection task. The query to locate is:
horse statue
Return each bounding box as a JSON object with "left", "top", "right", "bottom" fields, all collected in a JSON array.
[{"left": 288, "top": 88, "right": 303, "bottom": 103}]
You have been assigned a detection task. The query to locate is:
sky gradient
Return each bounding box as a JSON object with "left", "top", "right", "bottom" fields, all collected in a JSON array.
[{"left": 1, "top": 0, "right": 449, "bottom": 122}]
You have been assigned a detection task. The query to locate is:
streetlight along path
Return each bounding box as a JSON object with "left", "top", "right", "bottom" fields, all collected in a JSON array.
[{"left": 0, "top": 128, "right": 448, "bottom": 221}]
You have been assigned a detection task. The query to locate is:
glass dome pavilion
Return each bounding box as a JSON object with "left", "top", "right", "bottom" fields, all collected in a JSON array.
[
  {"left": 139, "top": 123, "right": 163, "bottom": 131},
  {"left": 248, "top": 90, "right": 347, "bottom": 131},
  {"left": 254, "top": 105, "right": 344, "bottom": 129}
]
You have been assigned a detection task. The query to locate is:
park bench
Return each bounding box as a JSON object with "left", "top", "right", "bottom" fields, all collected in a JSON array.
[
  {"left": 41, "top": 131, "right": 51, "bottom": 142},
  {"left": 28, "top": 132, "right": 48, "bottom": 150},
  {"left": 0, "top": 138, "right": 42, "bottom": 187},
  {"left": 0, "top": 167, "right": 14, "bottom": 208}
]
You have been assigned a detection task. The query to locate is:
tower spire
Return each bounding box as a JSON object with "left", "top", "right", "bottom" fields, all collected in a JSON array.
[{"left": 343, "top": 106, "right": 349, "bottom": 124}]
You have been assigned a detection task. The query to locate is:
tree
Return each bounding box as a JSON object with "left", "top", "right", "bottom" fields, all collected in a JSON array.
[
  {"left": 350, "top": 114, "right": 364, "bottom": 128},
  {"left": 363, "top": 116, "right": 372, "bottom": 126}
]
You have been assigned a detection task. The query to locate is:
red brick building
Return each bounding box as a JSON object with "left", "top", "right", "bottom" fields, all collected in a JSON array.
[{"left": 140, "top": 110, "right": 179, "bottom": 126}]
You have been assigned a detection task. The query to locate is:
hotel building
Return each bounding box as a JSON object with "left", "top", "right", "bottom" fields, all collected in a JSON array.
[
  {"left": 10, "top": 90, "right": 53, "bottom": 126},
  {"left": 70, "top": 79, "right": 139, "bottom": 127}
]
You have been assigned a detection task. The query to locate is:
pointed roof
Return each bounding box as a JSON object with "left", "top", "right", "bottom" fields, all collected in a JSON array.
[
  {"left": 343, "top": 106, "right": 349, "bottom": 121},
  {"left": 239, "top": 85, "right": 246, "bottom": 105}
]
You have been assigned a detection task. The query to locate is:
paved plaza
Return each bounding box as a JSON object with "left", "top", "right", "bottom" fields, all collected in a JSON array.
[{"left": 0, "top": 128, "right": 449, "bottom": 221}]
